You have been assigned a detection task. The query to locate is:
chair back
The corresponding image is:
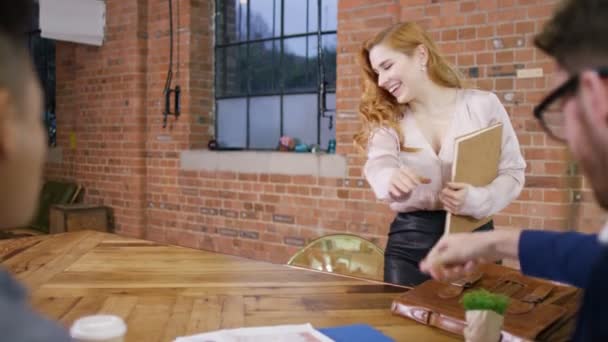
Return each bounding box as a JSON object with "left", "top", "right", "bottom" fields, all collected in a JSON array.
[{"left": 287, "top": 234, "right": 384, "bottom": 281}]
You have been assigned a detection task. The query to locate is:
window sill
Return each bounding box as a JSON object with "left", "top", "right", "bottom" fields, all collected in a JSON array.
[{"left": 180, "top": 150, "right": 347, "bottom": 178}]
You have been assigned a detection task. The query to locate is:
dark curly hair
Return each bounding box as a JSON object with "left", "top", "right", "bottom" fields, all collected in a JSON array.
[{"left": 535, "top": 0, "right": 608, "bottom": 71}]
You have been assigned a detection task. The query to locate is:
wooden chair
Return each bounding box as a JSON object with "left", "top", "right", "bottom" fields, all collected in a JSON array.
[
  {"left": 4, "top": 181, "right": 82, "bottom": 238},
  {"left": 30, "top": 181, "right": 82, "bottom": 233},
  {"left": 287, "top": 234, "right": 385, "bottom": 281}
]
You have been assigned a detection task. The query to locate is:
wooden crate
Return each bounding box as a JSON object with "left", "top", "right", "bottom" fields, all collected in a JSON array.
[{"left": 49, "top": 204, "right": 111, "bottom": 234}]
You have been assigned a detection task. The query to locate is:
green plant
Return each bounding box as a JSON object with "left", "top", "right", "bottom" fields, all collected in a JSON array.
[{"left": 461, "top": 289, "right": 510, "bottom": 315}]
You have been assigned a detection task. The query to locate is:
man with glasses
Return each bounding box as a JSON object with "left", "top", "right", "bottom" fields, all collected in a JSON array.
[{"left": 419, "top": 0, "right": 608, "bottom": 340}]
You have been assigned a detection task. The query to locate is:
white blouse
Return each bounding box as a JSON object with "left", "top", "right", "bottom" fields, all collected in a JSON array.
[{"left": 364, "top": 89, "right": 526, "bottom": 219}]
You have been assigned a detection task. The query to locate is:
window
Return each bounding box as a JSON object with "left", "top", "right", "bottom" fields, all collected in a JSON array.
[
  {"left": 215, "top": 0, "right": 337, "bottom": 150},
  {"left": 26, "top": 2, "right": 56, "bottom": 147}
]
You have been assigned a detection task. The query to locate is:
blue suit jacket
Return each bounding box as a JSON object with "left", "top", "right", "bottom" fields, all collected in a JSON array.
[{"left": 519, "top": 230, "right": 608, "bottom": 341}]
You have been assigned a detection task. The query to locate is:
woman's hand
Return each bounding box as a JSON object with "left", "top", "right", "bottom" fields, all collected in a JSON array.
[
  {"left": 389, "top": 168, "right": 431, "bottom": 200},
  {"left": 440, "top": 182, "right": 471, "bottom": 214}
]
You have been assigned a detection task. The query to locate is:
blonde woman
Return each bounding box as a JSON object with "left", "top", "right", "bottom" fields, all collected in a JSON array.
[{"left": 355, "top": 22, "right": 526, "bottom": 286}]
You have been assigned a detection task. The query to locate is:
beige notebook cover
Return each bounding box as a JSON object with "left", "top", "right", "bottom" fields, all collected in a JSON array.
[{"left": 444, "top": 123, "right": 503, "bottom": 234}]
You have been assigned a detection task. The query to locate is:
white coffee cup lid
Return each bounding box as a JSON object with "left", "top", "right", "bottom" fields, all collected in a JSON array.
[{"left": 70, "top": 315, "right": 127, "bottom": 340}]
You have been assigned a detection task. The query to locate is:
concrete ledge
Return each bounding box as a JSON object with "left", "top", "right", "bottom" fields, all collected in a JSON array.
[
  {"left": 47, "top": 147, "right": 63, "bottom": 164},
  {"left": 180, "top": 150, "right": 348, "bottom": 178}
]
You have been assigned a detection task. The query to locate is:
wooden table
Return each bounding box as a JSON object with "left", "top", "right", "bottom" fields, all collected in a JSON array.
[{"left": 0, "top": 231, "right": 459, "bottom": 341}]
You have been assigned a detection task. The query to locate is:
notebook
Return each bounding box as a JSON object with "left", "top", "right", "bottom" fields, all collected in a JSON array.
[
  {"left": 444, "top": 123, "right": 503, "bottom": 234},
  {"left": 318, "top": 324, "right": 394, "bottom": 342}
]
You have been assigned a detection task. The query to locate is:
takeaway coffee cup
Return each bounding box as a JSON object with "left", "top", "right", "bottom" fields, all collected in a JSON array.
[{"left": 70, "top": 315, "right": 127, "bottom": 342}]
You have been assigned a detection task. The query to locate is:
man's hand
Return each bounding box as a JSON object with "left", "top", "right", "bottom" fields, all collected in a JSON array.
[
  {"left": 439, "top": 182, "right": 470, "bottom": 214},
  {"left": 389, "top": 167, "right": 431, "bottom": 200},
  {"left": 419, "top": 230, "right": 521, "bottom": 281}
]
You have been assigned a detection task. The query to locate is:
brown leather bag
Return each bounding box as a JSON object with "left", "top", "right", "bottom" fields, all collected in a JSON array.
[{"left": 391, "top": 263, "right": 581, "bottom": 342}]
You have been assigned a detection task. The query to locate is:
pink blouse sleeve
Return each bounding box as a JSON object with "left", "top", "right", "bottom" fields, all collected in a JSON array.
[
  {"left": 363, "top": 128, "right": 401, "bottom": 201},
  {"left": 459, "top": 92, "right": 527, "bottom": 219}
]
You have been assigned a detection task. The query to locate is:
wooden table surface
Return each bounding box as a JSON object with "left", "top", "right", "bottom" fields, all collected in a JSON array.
[{"left": 0, "top": 231, "right": 459, "bottom": 341}]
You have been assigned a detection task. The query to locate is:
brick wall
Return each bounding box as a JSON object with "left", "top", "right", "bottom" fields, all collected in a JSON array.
[
  {"left": 46, "top": 0, "right": 214, "bottom": 238},
  {"left": 46, "top": 0, "right": 606, "bottom": 264},
  {"left": 46, "top": 0, "right": 150, "bottom": 237}
]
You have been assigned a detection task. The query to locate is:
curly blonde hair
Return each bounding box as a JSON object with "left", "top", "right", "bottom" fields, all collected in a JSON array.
[{"left": 354, "top": 22, "right": 464, "bottom": 152}]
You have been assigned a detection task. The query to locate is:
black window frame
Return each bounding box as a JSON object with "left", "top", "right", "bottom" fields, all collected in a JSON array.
[
  {"left": 26, "top": 2, "right": 56, "bottom": 147},
  {"left": 214, "top": 0, "right": 337, "bottom": 150}
]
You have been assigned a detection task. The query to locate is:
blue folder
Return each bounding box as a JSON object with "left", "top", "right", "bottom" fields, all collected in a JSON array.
[{"left": 318, "top": 324, "right": 394, "bottom": 342}]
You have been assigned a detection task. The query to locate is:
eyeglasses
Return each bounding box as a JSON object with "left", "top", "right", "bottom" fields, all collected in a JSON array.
[{"left": 533, "top": 68, "right": 608, "bottom": 142}]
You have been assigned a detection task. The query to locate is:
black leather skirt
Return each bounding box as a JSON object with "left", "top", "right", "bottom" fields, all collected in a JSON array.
[{"left": 383, "top": 210, "right": 493, "bottom": 287}]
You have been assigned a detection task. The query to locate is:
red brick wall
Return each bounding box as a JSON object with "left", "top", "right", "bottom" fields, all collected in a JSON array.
[
  {"left": 47, "top": 0, "right": 150, "bottom": 237},
  {"left": 46, "top": 0, "right": 606, "bottom": 264},
  {"left": 46, "top": 0, "right": 214, "bottom": 237}
]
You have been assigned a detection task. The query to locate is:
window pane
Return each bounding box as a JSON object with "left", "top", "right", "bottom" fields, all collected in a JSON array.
[
  {"left": 217, "top": 0, "right": 248, "bottom": 44},
  {"left": 249, "top": 96, "right": 280, "bottom": 149},
  {"left": 283, "top": 36, "right": 318, "bottom": 92},
  {"left": 216, "top": 45, "right": 248, "bottom": 97},
  {"left": 321, "top": 0, "right": 337, "bottom": 31},
  {"left": 250, "top": 40, "right": 280, "bottom": 94},
  {"left": 250, "top": 0, "right": 281, "bottom": 39},
  {"left": 214, "top": 0, "right": 338, "bottom": 150},
  {"left": 322, "top": 34, "right": 336, "bottom": 90},
  {"left": 320, "top": 92, "right": 336, "bottom": 150},
  {"left": 283, "top": 94, "right": 318, "bottom": 146},
  {"left": 217, "top": 98, "right": 247, "bottom": 148},
  {"left": 284, "top": 0, "right": 317, "bottom": 35}
]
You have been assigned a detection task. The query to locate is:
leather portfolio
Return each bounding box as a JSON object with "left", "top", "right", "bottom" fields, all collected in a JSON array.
[{"left": 391, "top": 263, "right": 581, "bottom": 341}]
